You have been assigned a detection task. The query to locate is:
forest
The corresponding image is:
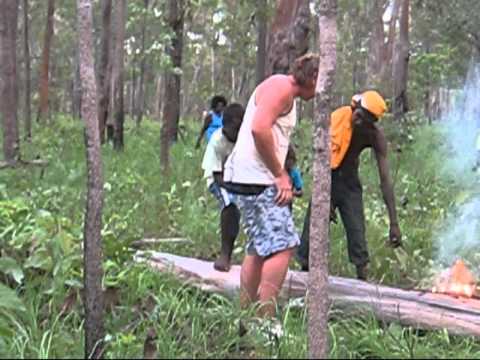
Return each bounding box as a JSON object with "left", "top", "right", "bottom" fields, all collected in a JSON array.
[{"left": 2, "top": 0, "right": 480, "bottom": 358}]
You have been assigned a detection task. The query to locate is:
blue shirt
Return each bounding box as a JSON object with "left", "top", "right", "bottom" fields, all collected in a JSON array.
[
  {"left": 205, "top": 111, "right": 223, "bottom": 143},
  {"left": 288, "top": 167, "right": 303, "bottom": 191}
]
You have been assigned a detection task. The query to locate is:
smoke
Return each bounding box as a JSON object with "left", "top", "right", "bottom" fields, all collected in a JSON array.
[{"left": 435, "top": 64, "right": 480, "bottom": 265}]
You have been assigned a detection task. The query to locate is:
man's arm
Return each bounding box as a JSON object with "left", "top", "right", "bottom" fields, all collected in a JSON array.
[
  {"left": 373, "top": 129, "right": 402, "bottom": 247},
  {"left": 195, "top": 114, "right": 212, "bottom": 149},
  {"left": 251, "top": 79, "right": 293, "bottom": 205}
]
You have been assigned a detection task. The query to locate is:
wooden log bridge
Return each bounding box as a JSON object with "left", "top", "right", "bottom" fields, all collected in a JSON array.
[{"left": 134, "top": 251, "right": 480, "bottom": 337}]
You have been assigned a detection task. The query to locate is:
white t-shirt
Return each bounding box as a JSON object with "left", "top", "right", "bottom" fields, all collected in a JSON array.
[
  {"left": 201, "top": 128, "right": 235, "bottom": 187},
  {"left": 223, "top": 89, "right": 296, "bottom": 185}
]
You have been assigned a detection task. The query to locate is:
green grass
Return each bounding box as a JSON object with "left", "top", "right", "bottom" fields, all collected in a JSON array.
[{"left": 1, "top": 114, "right": 480, "bottom": 358}]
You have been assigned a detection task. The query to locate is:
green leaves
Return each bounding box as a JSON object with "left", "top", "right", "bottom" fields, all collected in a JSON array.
[
  {"left": 0, "top": 257, "right": 24, "bottom": 284},
  {"left": 0, "top": 283, "right": 25, "bottom": 312}
]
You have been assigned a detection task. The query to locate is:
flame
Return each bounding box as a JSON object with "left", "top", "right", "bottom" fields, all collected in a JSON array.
[{"left": 432, "top": 260, "right": 477, "bottom": 298}]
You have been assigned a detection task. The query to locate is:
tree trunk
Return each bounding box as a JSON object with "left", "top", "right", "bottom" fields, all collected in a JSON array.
[
  {"left": 37, "top": 0, "right": 55, "bottom": 123},
  {"left": 97, "top": 0, "right": 112, "bottom": 144},
  {"left": 139, "top": 252, "right": 480, "bottom": 339},
  {"left": 367, "top": 0, "right": 386, "bottom": 88},
  {"left": 255, "top": 0, "right": 267, "bottom": 84},
  {"left": 154, "top": 75, "right": 163, "bottom": 120},
  {"left": 112, "top": 0, "right": 126, "bottom": 151},
  {"left": 161, "top": 0, "right": 184, "bottom": 168},
  {"left": 382, "top": 0, "right": 401, "bottom": 95},
  {"left": 309, "top": 0, "right": 337, "bottom": 357},
  {"left": 136, "top": 0, "right": 150, "bottom": 126},
  {"left": 76, "top": 0, "right": 105, "bottom": 358},
  {"left": 393, "top": 0, "right": 409, "bottom": 119},
  {"left": 0, "top": 0, "right": 20, "bottom": 164},
  {"left": 266, "top": 0, "right": 311, "bottom": 76},
  {"left": 23, "top": 0, "right": 31, "bottom": 139},
  {"left": 73, "top": 40, "right": 82, "bottom": 119}
]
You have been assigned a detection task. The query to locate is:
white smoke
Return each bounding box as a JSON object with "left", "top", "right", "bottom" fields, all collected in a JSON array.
[{"left": 435, "top": 64, "right": 480, "bottom": 265}]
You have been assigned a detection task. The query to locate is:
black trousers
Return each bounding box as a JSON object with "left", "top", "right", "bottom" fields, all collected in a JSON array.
[{"left": 297, "top": 171, "right": 369, "bottom": 268}]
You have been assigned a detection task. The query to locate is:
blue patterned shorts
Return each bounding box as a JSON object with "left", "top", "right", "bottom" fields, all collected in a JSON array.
[{"left": 229, "top": 186, "right": 300, "bottom": 257}]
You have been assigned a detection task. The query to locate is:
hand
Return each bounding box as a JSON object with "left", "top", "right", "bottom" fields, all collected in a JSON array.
[
  {"left": 388, "top": 223, "right": 402, "bottom": 248},
  {"left": 274, "top": 170, "right": 293, "bottom": 206}
]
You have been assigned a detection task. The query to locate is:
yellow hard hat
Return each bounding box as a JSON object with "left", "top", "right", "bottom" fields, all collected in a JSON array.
[{"left": 351, "top": 90, "right": 388, "bottom": 119}]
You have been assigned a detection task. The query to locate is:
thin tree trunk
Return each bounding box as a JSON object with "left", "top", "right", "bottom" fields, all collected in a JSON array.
[
  {"left": 255, "top": 0, "right": 267, "bottom": 84},
  {"left": 76, "top": 0, "right": 105, "bottom": 358},
  {"left": 367, "top": 0, "right": 386, "bottom": 88},
  {"left": 383, "top": 0, "right": 401, "bottom": 97},
  {"left": 136, "top": 0, "right": 150, "bottom": 126},
  {"left": 161, "top": 0, "right": 184, "bottom": 168},
  {"left": 73, "top": 41, "right": 82, "bottom": 119},
  {"left": 112, "top": 0, "right": 126, "bottom": 151},
  {"left": 23, "top": 0, "right": 31, "bottom": 139},
  {"left": 266, "top": 0, "right": 311, "bottom": 76},
  {"left": 98, "top": 0, "right": 112, "bottom": 144},
  {"left": 393, "top": 0, "right": 410, "bottom": 120},
  {"left": 309, "top": 0, "right": 337, "bottom": 357},
  {"left": 0, "top": 0, "right": 20, "bottom": 164},
  {"left": 37, "top": 0, "right": 55, "bottom": 123},
  {"left": 154, "top": 75, "right": 163, "bottom": 120}
]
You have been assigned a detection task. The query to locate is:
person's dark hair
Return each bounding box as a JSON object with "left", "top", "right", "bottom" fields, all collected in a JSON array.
[
  {"left": 222, "top": 103, "right": 245, "bottom": 143},
  {"left": 289, "top": 53, "right": 320, "bottom": 86},
  {"left": 223, "top": 103, "right": 244, "bottom": 127},
  {"left": 210, "top": 95, "right": 228, "bottom": 109}
]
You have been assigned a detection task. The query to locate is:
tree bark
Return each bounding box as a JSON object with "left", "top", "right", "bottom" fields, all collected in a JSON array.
[
  {"left": 161, "top": 0, "right": 185, "bottom": 169},
  {"left": 97, "top": 0, "right": 112, "bottom": 144},
  {"left": 76, "top": 0, "right": 105, "bottom": 358},
  {"left": 112, "top": 0, "right": 126, "bottom": 151},
  {"left": 393, "top": 0, "right": 410, "bottom": 119},
  {"left": 309, "top": 0, "right": 337, "bottom": 358},
  {"left": 266, "top": 0, "right": 311, "bottom": 76},
  {"left": 136, "top": 0, "right": 150, "bottom": 126},
  {"left": 23, "top": 0, "right": 31, "bottom": 139},
  {"left": 37, "top": 0, "right": 55, "bottom": 123},
  {"left": 255, "top": 0, "right": 267, "bottom": 84},
  {"left": 139, "top": 252, "right": 480, "bottom": 339},
  {"left": 0, "top": 0, "right": 20, "bottom": 164},
  {"left": 367, "top": 0, "right": 386, "bottom": 88},
  {"left": 72, "top": 39, "right": 82, "bottom": 119}
]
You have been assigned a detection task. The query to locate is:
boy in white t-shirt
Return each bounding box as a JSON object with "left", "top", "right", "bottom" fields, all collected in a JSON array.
[{"left": 201, "top": 103, "right": 245, "bottom": 271}]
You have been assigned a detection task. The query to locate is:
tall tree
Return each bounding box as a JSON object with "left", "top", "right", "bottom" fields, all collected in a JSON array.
[
  {"left": 308, "top": 0, "right": 337, "bottom": 358},
  {"left": 255, "top": 0, "right": 267, "bottom": 84},
  {"left": 161, "top": 0, "right": 185, "bottom": 168},
  {"left": 72, "top": 37, "right": 82, "bottom": 119},
  {"left": 23, "top": 0, "right": 31, "bottom": 139},
  {"left": 112, "top": 0, "right": 126, "bottom": 150},
  {"left": 0, "top": 0, "right": 20, "bottom": 164},
  {"left": 136, "top": 0, "right": 150, "bottom": 126},
  {"left": 98, "top": 0, "right": 112, "bottom": 144},
  {"left": 366, "top": 0, "right": 387, "bottom": 88},
  {"left": 37, "top": 0, "right": 55, "bottom": 122},
  {"left": 393, "top": 0, "right": 410, "bottom": 119},
  {"left": 76, "top": 0, "right": 105, "bottom": 357},
  {"left": 266, "top": 0, "right": 310, "bottom": 76}
]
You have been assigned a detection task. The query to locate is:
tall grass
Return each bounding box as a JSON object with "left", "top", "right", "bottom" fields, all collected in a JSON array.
[{"left": 1, "top": 115, "right": 479, "bottom": 358}]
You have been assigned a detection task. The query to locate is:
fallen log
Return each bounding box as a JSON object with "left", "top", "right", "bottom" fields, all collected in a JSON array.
[{"left": 135, "top": 251, "right": 480, "bottom": 338}]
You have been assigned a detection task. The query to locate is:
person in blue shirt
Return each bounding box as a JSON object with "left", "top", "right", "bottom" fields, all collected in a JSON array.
[
  {"left": 285, "top": 145, "right": 304, "bottom": 210},
  {"left": 196, "top": 95, "right": 228, "bottom": 148}
]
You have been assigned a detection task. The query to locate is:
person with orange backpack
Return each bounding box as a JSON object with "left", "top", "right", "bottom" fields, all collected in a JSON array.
[{"left": 297, "top": 90, "right": 402, "bottom": 280}]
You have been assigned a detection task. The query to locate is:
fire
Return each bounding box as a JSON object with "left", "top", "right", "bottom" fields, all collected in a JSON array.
[{"left": 432, "top": 259, "right": 477, "bottom": 298}]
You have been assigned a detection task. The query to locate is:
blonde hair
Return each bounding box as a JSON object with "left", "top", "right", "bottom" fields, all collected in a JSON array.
[{"left": 289, "top": 53, "right": 320, "bottom": 86}]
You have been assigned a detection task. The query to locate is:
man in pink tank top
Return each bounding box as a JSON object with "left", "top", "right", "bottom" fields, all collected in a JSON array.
[{"left": 223, "top": 54, "right": 319, "bottom": 324}]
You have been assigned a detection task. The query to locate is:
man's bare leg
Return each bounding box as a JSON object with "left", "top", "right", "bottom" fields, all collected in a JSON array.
[
  {"left": 257, "top": 248, "right": 293, "bottom": 318},
  {"left": 240, "top": 254, "right": 263, "bottom": 309}
]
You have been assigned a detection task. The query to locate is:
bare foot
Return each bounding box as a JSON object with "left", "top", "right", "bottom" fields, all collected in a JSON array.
[{"left": 214, "top": 256, "right": 231, "bottom": 272}]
